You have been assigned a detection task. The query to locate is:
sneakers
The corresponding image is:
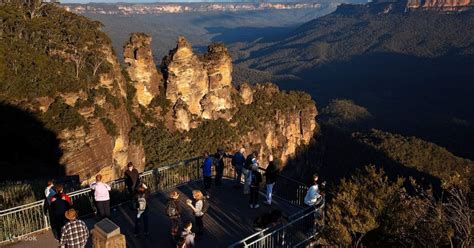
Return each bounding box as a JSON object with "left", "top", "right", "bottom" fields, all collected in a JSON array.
[
  {"left": 250, "top": 204, "right": 254, "bottom": 208},
  {"left": 254, "top": 204, "right": 260, "bottom": 209}
]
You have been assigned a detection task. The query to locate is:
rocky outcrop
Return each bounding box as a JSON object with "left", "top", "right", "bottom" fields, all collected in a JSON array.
[
  {"left": 162, "top": 37, "right": 208, "bottom": 117},
  {"left": 235, "top": 84, "right": 317, "bottom": 166},
  {"left": 238, "top": 83, "right": 254, "bottom": 105},
  {"left": 162, "top": 38, "right": 237, "bottom": 130},
  {"left": 406, "top": 0, "right": 472, "bottom": 11},
  {"left": 124, "top": 33, "right": 162, "bottom": 107},
  {"left": 60, "top": 44, "right": 146, "bottom": 184}
]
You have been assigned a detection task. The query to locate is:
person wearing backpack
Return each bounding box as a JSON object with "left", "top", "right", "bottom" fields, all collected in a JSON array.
[
  {"left": 244, "top": 151, "right": 258, "bottom": 194},
  {"left": 134, "top": 187, "right": 149, "bottom": 237},
  {"left": 186, "top": 190, "right": 208, "bottom": 236},
  {"left": 177, "top": 221, "right": 195, "bottom": 248},
  {"left": 249, "top": 164, "right": 262, "bottom": 209},
  {"left": 50, "top": 184, "right": 72, "bottom": 240},
  {"left": 166, "top": 191, "right": 181, "bottom": 239}
]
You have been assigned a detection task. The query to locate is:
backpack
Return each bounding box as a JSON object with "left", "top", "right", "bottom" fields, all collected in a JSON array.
[
  {"left": 201, "top": 199, "right": 210, "bottom": 214},
  {"left": 167, "top": 201, "right": 178, "bottom": 217},
  {"left": 137, "top": 197, "right": 147, "bottom": 211}
]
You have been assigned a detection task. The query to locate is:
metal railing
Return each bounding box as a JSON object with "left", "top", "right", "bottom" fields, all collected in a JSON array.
[
  {"left": 1, "top": 156, "right": 323, "bottom": 247},
  {"left": 0, "top": 157, "right": 204, "bottom": 243},
  {"left": 228, "top": 199, "right": 326, "bottom": 248}
]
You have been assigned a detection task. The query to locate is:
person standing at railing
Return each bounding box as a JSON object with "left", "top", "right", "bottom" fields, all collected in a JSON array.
[
  {"left": 90, "top": 174, "right": 111, "bottom": 219},
  {"left": 166, "top": 191, "right": 182, "bottom": 240},
  {"left": 44, "top": 179, "right": 56, "bottom": 205},
  {"left": 249, "top": 164, "right": 263, "bottom": 209},
  {"left": 50, "top": 184, "right": 72, "bottom": 240},
  {"left": 244, "top": 150, "right": 259, "bottom": 195},
  {"left": 124, "top": 162, "right": 140, "bottom": 198},
  {"left": 60, "top": 208, "right": 89, "bottom": 248},
  {"left": 231, "top": 148, "right": 246, "bottom": 188},
  {"left": 264, "top": 155, "right": 279, "bottom": 205},
  {"left": 213, "top": 148, "right": 232, "bottom": 186},
  {"left": 202, "top": 152, "right": 213, "bottom": 198},
  {"left": 303, "top": 174, "right": 322, "bottom": 234}
]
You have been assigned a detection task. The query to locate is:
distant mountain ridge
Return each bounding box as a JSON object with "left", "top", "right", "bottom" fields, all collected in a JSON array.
[{"left": 232, "top": 0, "right": 474, "bottom": 159}]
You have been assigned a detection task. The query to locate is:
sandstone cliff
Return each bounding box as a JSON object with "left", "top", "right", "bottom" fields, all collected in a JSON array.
[
  {"left": 407, "top": 0, "right": 472, "bottom": 11},
  {"left": 123, "top": 33, "right": 163, "bottom": 107}
]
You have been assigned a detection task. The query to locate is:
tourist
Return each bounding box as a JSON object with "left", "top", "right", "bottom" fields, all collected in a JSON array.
[
  {"left": 249, "top": 163, "right": 262, "bottom": 209},
  {"left": 50, "top": 184, "right": 72, "bottom": 240},
  {"left": 90, "top": 174, "right": 111, "bottom": 219},
  {"left": 186, "top": 190, "right": 208, "bottom": 236},
  {"left": 264, "top": 155, "right": 279, "bottom": 205},
  {"left": 303, "top": 174, "right": 322, "bottom": 234},
  {"left": 243, "top": 150, "right": 258, "bottom": 194},
  {"left": 44, "top": 179, "right": 56, "bottom": 205},
  {"left": 124, "top": 162, "right": 140, "bottom": 197},
  {"left": 202, "top": 152, "right": 213, "bottom": 197},
  {"left": 166, "top": 191, "right": 181, "bottom": 239},
  {"left": 134, "top": 187, "right": 149, "bottom": 237},
  {"left": 213, "top": 148, "right": 231, "bottom": 186},
  {"left": 231, "top": 148, "right": 246, "bottom": 187},
  {"left": 304, "top": 174, "right": 321, "bottom": 207},
  {"left": 60, "top": 208, "right": 89, "bottom": 248},
  {"left": 177, "top": 221, "right": 195, "bottom": 248}
]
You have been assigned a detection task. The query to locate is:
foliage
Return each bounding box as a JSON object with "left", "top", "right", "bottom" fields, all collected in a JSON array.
[
  {"left": 0, "top": 3, "right": 112, "bottom": 101},
  {"left": 325, "top": 165, "right": 403, "bottom": 247},
  {"left": 100, "top": 117, "right": 118, "bottom": 137},
  {"left": 354, "top": 129, "right": 473, "bottom": 191},
  {"left": 320, "top": 99, "right": 372, "bottom": 130},
  {"left": 40, "top": 99, "right": 87, "bottom": 132}
]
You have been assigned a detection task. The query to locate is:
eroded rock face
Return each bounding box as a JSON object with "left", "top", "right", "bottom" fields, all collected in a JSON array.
[
  {"left": 407, "top": 0, "right": 472, "bottom": 11},
  {"left": 162, "top": 37, "right": 208, "bottom": 117},
  {"left": 59, "top": 44, "right": 146, "bottom": 183},
  {"left": 124, "top": 33, "right": 162, "bottom": 107},
  {"left": 162, "top": 38, "right": 237, "bottom": 130},
  {"left": 239, "top": 83, "right": 254, "bottom": 105}
]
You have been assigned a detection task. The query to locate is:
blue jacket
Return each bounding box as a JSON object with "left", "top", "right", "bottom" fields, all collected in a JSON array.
[
  {"left": 232, "top": 152, "right": 245, "bottom": 169},
  {"left": 203, "top": 157, "right": 213, "bottom": 177}
]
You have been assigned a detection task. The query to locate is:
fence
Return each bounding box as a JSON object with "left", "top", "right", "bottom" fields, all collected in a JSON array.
[
  {"left": 228, "top": 199, "right": 326, "bottom": 248},
  {"left": 1, "top": 156, "right": 322, "bottom": 247},
  {"left": 0, "top": 157, "right": 204, "bottom": 243}
]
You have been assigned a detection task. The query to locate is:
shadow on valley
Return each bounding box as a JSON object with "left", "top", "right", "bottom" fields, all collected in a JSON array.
[
  {"left": 0, "top": 103, "right": 64, "bottom": 181},
  {"left": 207, "top": 26, "right": 295, "bottom": 44},
  {"left": 268, "top": 51, "right": 474, "bottom": 159},
  {"left": 282, "top": 125, "right": 443, "bottom": 197}
]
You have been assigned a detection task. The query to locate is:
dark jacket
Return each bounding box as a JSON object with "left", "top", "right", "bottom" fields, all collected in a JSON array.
[
  {"left": 166, "top": 199, "right": 181, "bottom": 218},
  {"left": 124, "top": 168, "right": 140, "bottom": 189},
  {"left": 50, "top": 193, "right": 72, "bottom": 217},
  {"left": 265, "top": 161, "right": 279, "bottom": 184},
  {"left": 232, "top": 152, "right": 245, "bottom": 169},
  {"left": 244, "top": 154, "right": 255, "bottom": 170},
  {"left": 250, "top": 170, "right": 262, "bottom": 188}
]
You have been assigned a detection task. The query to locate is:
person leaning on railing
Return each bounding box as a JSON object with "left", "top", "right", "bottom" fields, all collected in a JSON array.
[{"left": 303, "top": 174, "right": 323, "bottom": 235}]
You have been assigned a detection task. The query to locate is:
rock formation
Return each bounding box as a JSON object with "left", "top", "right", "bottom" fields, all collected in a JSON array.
[
  {"left": 123, "top": 33, "right": 163, "bottom": 107},
  {"left": 161, "top": 38, "right": 236, "bottom": 130},
  {"left": 60, "top": 44, "right": 146, "bottom": 183},
  {"left": 407, "top": 0, "right": 472, "bottom": 11}
]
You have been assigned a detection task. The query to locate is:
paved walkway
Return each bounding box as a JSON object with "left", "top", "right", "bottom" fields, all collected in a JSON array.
[{"left": 5, "top": 179, "right": 300, "bottom": 248}]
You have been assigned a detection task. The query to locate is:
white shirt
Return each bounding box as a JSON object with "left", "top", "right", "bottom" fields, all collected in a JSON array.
[
  {"left": 45, "top": 185, "right": 56, "bottom": 203},
  {"left": 194, "top": 200, "right": 204, "bottom": 217},
  {"left": 304, "top": 184, "right": 320, "bottom": 206}
]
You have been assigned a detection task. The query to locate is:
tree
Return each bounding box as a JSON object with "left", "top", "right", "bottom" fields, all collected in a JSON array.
[{"left": 325, "top": 165, "right": 403, "bottom": 247}]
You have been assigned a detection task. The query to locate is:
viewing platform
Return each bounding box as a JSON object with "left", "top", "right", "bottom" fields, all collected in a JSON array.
[{"left": 1, "top": 157, "right": 324, "bottom": 247}]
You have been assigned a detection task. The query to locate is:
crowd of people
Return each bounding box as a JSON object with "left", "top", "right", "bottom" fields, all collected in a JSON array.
[{"left": 42, "top": 148, "right": 323, "bottom": 248}]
